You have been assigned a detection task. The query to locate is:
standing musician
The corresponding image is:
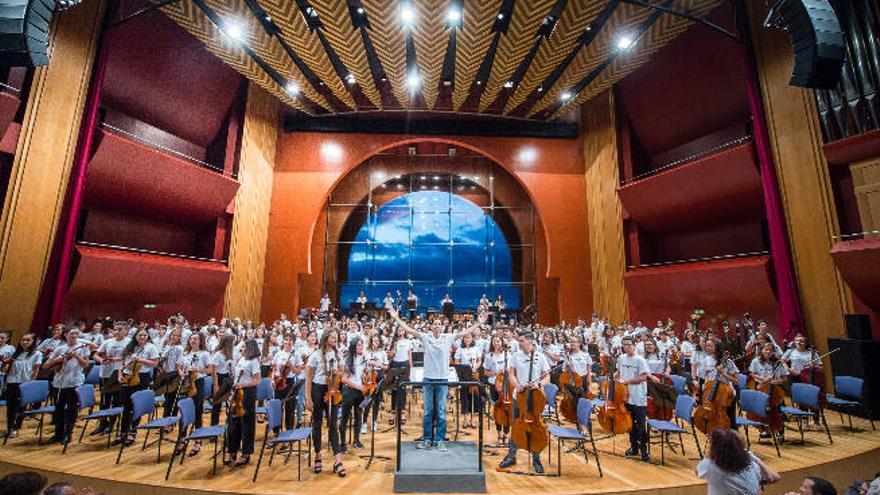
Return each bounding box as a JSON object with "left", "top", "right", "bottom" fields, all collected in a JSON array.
[
  {"left": 783, "top": 334, "right": 826, "bottom": 430},
  {"left": 157, "top": 329, "right": 183, "bottom": 420},
  {"left": 115, "top": 327, "right": 159, "bottom": 446},
  {"left": 339, "top": 337, "right": 367, "bottom": 452},
  {"left": 224, "top": 339, "right": 261, "bottom": 467},
  {"left": 272, "top": 335, "right": 302, "bottom": 430},
  {"left": 178, "top": 333, "right": 211, "bottom": 457},
  {"left": 389, "top": 308, "right": 485, "bottom": 452},
  {"left": 454, "top": 333, "right": 483, "bottom": 429},
  {"left": 91, "top": 322, "right": 129, "bottom": 436},
  {"left": 694, "top": 338, "right": 740, "bottom": 428},
  {"left": 498, "top": 332, "right": 550, "bottom": 473},
  {"left": 406, "top": 290, "right": 419, "bottom": 320},
  {"left": 43, "top": 327, "right": 90, "bottom": 445},
  {"left": 363, "top": 332, "right": 388, "bottom": 433},
  {"left": 3, "top": 333, "right": 41, "bottom": 440},
  {"left": 304, "top": 329, "right": 346, "bottom": 477},
  {"left": 617, "top": 336, "right": 651, "bottom": 462},
  {"left": 386, "top": 324, "right": 412, "bottom": 427},
  {"left": 567, "top": 336, "right": 593, "bottom": 385},
  {"left": 484, "top": 336, "right": 510, "bottom": 447},
  {"left": 748, "top": 342, "right": 789, "bottom": 443},
  {"left": 210, "top": 334, "right": 235, "bottom": 426}
]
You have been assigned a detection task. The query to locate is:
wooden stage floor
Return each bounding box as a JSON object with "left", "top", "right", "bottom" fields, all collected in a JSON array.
[{"left": 0, "top": 405, "right": 878, "bottom": 495}]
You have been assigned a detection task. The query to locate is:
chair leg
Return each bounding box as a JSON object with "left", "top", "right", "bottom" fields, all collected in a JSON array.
[
  {"left": 165, "top": 443, "right": 177, "bottom": 480},
  {"left": 678, "top": 431, "right": 686, "bottom": 456},
  {"left": 821, "top": 411, "right": 833, "bottom": 444},
  {"left": 770, "top": 429, "right": 781, "bottom": 458},
  {"left": 660, "top": 432, "right": 666, "bottom": 466},
  {"left": 253, "top": 438, "right": 268, "bottom": 483},
  {"left": 798, "top": 416, "right": 805, "bottom": 444},
  {"left": 157, "top": 430, "right": 164, "bottom": 463},
  {"left": 557, "top": 438, "right": 561, "bottom": 477},
  {"left": 297, "top": 440, "right": 302, "bottom": 481},
  {"left": 743, "top": 426, "right": 750, "bottom": 450},
  {"left": 116, "top": 438, "right": 126, "bottom": 464},
  {"left": 691, "top": 426, "right": 702, "bottom": 458},
  {"left": 78, "top": 418, "right": 89, "bottom": 444},
  {"left": 269, "top": 443, "right": 277, "bottom": 467},
  {"left": 142, "top": 429, "right": 150, "bottom": 450},
  {"left": 212, "top": 437, "right": 218, "bottom": 476},
  {"left": 589, "top": 430, "right": 602, "bottom": 477},
  {"left": 179, "top": 440, "right": 188, "bottom": 465}
]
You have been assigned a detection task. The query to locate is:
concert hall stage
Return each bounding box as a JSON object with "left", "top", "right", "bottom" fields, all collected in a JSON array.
[{"left": 0, "top": 412, "right": 878, "bottom": 495}]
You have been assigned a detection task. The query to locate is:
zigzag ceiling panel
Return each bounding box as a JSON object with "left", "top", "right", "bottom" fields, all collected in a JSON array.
[{"left": 162, "top": 0, "right": 724, "bottom": 120}]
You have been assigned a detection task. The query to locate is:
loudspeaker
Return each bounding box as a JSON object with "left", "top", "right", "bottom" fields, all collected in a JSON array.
[
  {"left": 827, "top": 338, "right": 880, "bottom": 420},
  {"left": 772, "top": 0, "right": 845, "bottom": 89},
  {"left": 845, "top": 313, "right": 872, "bottom": 340},
  {"left": 0, "top": 0, "right": 57, "bottom": 67}
]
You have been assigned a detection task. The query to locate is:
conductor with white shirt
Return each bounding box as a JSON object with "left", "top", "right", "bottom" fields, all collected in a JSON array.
[{"left": 389, "top": 307, "right": 486, "bottom": 452}]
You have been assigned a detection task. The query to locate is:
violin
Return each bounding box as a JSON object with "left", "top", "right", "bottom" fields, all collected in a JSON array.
[
  {"left": 273, "top": 360, "right": 290, "bottom": 392},
  {"left": 558, "top": 355, "right": 584, "bottom": 423},
  {"left": 597, "top": 352, "right": 632, "bottom": 434},
  {"left": 121, "top": 348, "right": 144, "bottom": 386},
  {"left": 362, "top": 358, "right": 379, "bottom": 396},
  {"left": 47, "top": 343, "right": 88, "bottom": 373},
  {"left": 229, "top": 367, "right": 246, "bottom": 418},
  {"left": 493, "top": 351, "right": 514, "bottom": 427},
  {"left": 693, "top": 352, "right": 739, "bottom": 434},
  {"left": 510, "top": 350, "right": 549, "bottom": 454},
  {"left": 324, "top": 358, "right": 342, "bottom": 406}
]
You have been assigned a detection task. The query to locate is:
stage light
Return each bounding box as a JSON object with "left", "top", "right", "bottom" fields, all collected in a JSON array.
[
  {"left": 616, "top": 34, "right": 634, "bottom": 51},
  {"left": 473, "top": 176, "right": 480, "bottom": 181},
  {"left": 433, "top": 175, "right": 440, "bottom": 180},
  {"left": 537, "top": 86, "right": 544, "bottom": 92},
  {"left": 285, "top": 82, "right": 299, "bottom": 96},
  {"left": 517, "top": 147, "right": 537, "bottom": 164},
  {"left": 420, "top": 176, "right": 426, "bottom": 180},
  {"left": 560, "top": 91, "right": 572, "bottom": 101},
  {"left": 503, "top": 81, "right": 514, "bottom": 88},
  {"left": 407, "top": 72, "right": 421, "bottom": 89},
  {"left": 497, "top": 13, "right": 504, "bottom": 20},
  {"left": 401, "top": 4, "right": 416, "bottom": 27},
  {"left": 346, "top": 73, "right": 356, "bottom": 84},
  {"left": 475, "top": 80, "right": 482, "bottom": 85},
  {"left": 357, "top": 7, "right": 364, "bottom": 14},
  {"left": 221, "top": 20, "right": 245, "bottom": 42},
  {"left": 447, "top": 7, "right": 461, "bottom": 25},
  {"left": 320, "top": 142, "right": 343, "bottom": 163}
]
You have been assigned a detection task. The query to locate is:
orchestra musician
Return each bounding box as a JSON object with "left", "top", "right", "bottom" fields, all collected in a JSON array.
[
  {"left": 440, "top": 293, "right": 454, "bottom": 320},
  {"left": 484, "top": 335, "right": 510, "bottom": 447},
  {"left": 305, "top": 329, "right": 345, "bottom": 476},
  {"left": 272, "top": 335, "right": 302, "bottom": 430},
  {"left": 386, "top": 324, "right": 412, "bottom": 427},
  {"left": 363, "top": 332, "right": 388, "bottom": 432},
  {"left": 748, "top": 342, "right": 789, "bottom": 443},
  {"left": 319, "top": 293, "right": 332, "bottom": 315},
  {"left": 91, "top": 322, "right": 130, "bottom": 436},
  {"left": 454, "top": 333, "right": 482, "bottom": 429},
  {"left": 178, "top": 333, "right": 211, "bottom": 457},
  {"left": 43, "top": 327, "right": 90, "bottom": 445},
  {"left": 339, "top": 337, "right": 367, "bottom": 452},
  {"left": 224, "top": 339, "right": 261, "bottom": 467},
  {"left": 694, "top": 338, "right": 740, "bottom": 428},
  {"left": 210, "top": 335, "right": 235, "bottom": 426},
  {"left": 3, "top": 333, "right": 41, "bottom": 440},
  {"left": 157, "top": 329, "right": 183, "bottom": 420},
  {"left": 498, "top": 331, "right": 550, "bottom": 473},
  {"left": 406, "top": 290, "right": 419, "bottom": 320},
  {"left": 115, "top": 327, "right": 159, "bottom": 446},
  {"left": 617, "top": 336, "right": 651, "bottom": 461}
]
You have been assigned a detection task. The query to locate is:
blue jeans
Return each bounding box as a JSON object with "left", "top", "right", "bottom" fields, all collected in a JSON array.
[{"left": 422, "top": 379, "right": 448, "bottom": 442}]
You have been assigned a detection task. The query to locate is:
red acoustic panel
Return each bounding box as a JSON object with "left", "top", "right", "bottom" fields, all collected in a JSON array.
[
  {"left": 83, "top": 129, "right": 239, "bottom": 226},
  {"left": 832, "top": 238, "right": 880, "bottom": 311},
  {"left": 617, "top": 143, "right": 764, "bottom": 234},
  {"left": 0, "top": 92, "right": 19, "bottom": 147},
  {"left": 65, "top": 245, "right": 229, "bottom": 322},
  {"left": 625, "top": 255, "right": 780, "bottom": 332}
]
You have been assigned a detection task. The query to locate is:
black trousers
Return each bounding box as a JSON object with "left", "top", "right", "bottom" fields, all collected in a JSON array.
[
  {"left": 390, "top": 361, "right": 408, "bottom": 411},
  {"left": 339, "top": 386, "right": 364, "bottom": 445},
  {"left": 210, "top": 373, "right": 228, "bottom": 426},
  {"left": 462, "top": 387, "right": 483, "bottom": 415},
  {"left": 191, "top": 377, "right": 205, "bottom": 429},
  {"left": 100, "top": 377, "right": 122, "bottom": 428},
  {"left": 5, "top": 383, "right": 21, "bottom": 431},
  {"left": 310, "top": 383, "right": 341, "bottom": 454},
  {"left": 120, "top": 372, "right": 152, "bottom": 437},
  {"left": 226, "top": 385, "right": 257, "bottom": 456},
  {"left": 280, "top": 377, "right": 298, "bottom": 430},
  {"left": 626, "top": 403, "right": 647, "bottom": 453},
  {"left": 53, "top": 387, "right": 79, "bottom": 441}
]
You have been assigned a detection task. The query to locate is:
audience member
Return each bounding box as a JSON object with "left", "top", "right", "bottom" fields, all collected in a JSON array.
[
  {"left": 0, "top": 471, "right": 47, "bottom": 495},
  {"left": 696, "top": 428, "right": 780, "bottom": 495}
]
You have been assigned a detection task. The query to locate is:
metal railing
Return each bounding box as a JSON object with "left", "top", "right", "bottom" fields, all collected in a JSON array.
[
  {"left": 78, "top": 241, "right": 227, "bottom": 264},
  {"left": 627, "top": 250, "right": 770, "bottom": 270},
  {"left": 832, "top": 229, "right": 880, "bottom": 241},
  {"left": 621, "top": 134, "right": 753, "bottom": 185}
]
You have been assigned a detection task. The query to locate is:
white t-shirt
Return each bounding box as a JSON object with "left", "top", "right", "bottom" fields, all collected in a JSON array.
[
  {"left": 748, "top": 358, "right": 788, "bottom": 381},
  {"left": 126, "top": 343, "right": 160, "bottom": 373},
  {"left": 568, "top": 351, "right": 592, "bottom": 376},
  {"left": 510, "top": 350, "right": 550, "bottom": 391},
  {"left": 307, "top": 350, "right": 341, "bottom": 385},
  {"left": 696, "top": 354, "right": 739, "bottom": 388},
  {"left": 696, "top": 452, "right": 764, "bottom": 495},
  {"left": 454, "top": 346, "right": 481, "bottom": 368},
  {"left": 345, "top": 355, "right": 367, "bottom": 387},
  {"left": 484, "top": 352, "right": 507, "bottom": 375},
  {"left": 273, "top": 350, "right": 301, "bottom": 379},
  {"left": 181, "top": 350, "right": 211, "bottom": 379},
  {"left": 50, "top": 343, "right": 90, "bottom": 388},
  {"left": 782, "top": 348, "right": 813, "bottom": 374},
  {"left": 212, "top": 351, "right": 232, "bottom": 375},
  {"left": 159, "top": 344, "right": 183, "bottom": 374},
  {"left": 97, "top": 337, "right": 129, "bottom": 378},
  {"left": 644, "top": 354, "right": 666, "bottom": 375},
  {"left": 391, "top": 337, "right": 412, "bottom": 363},
  {"left": 233, "top": 357, "right": 261, "bottom": 386},
  {"left": 7, "top": 351, "right": 42, "bottom": 384},
  {"left": 617, "top": 353, "right": 650, "bottom": 407},
  {"left": 420, "top": 332, "right": 456, "bottom": 380}
]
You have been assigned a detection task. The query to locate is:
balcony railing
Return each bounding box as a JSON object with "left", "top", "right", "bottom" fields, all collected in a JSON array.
[
  {"left": 627, "top": 250, "right": 770, "bottom": 270},
  {"left": 78, "top": 241, "right": 227, "bottom": 264}
]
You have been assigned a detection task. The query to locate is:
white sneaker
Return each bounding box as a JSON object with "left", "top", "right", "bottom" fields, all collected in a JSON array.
[
  {"left": 361, "top": 424, "right": 367, "bottom": 435},
  {"left": 416, "top": 440, "right": 432, "bottom": 449},
  {"left": 437, "top": 441, "right": 448, "bottom": 452}
]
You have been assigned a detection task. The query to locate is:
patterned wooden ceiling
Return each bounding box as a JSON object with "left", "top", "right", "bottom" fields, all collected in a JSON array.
[{"left": 161, "top": 0, "right": 722, "bottom": 120}]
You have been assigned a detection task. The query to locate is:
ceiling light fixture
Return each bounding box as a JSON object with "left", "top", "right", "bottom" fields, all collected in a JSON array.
[
  {"left": 221, "top": 20, "right": 245, "bottom": 42},
  {"left": 401, "top": 4, "right": 416, "bottom": 27},
  {"left": 447, "top": 7, "right": 462, "bottom": 25},
  {"left": 357, "top": 7, "right": 365, "bottom": 14},
  {"left": 407, "top": 71, "right": 421, "bottom": 89},
  {"left": 560, "top": 91, "right": 572, "bottom": 101},
  {"left": 285, "top": 82, "right": 300, "bottom": 96},
  {"left": 503, "top": 81, "right": 513, "bottom": 88},
  {"left": 616, "top": 34, "right": 635, "bottom": 51},
  {"left": 497, "top": 13, "right": 504, "bottom": 20},
  {"left": 346, "top": 73, "right": 356, "bottom": 84}
]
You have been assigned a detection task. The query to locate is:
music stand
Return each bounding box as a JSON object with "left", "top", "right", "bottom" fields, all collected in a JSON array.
[
  {"left": 359, "top": 374, "right": 392, "bottom": 469},
  {"left": 380, "top": 367, "right": 411, "bottom": 435},
  {"left": 452, "top": 365, "right": 476, "bottom": 441}
]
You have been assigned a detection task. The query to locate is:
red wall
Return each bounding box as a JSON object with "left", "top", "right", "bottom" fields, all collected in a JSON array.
[
  {"left": 262, "top": 132, "right": 592, "bottom": 324},
  {"left": 81, "top": 209, "right": 197, "bottom": 255}
]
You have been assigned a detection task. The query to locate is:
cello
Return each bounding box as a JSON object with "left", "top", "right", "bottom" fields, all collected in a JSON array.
[
  {"left": 493, "top": 350, "right": 513, "bottom": 428},
  {"left": 799, "top": 347, "right": 837, "bottom": 408},
  {"left": 510, "top": 350, "right": 549, "bottom": 455},
  {"left": 646, "top": 351, "right": 675, "bottom": 421},
  {"left": 693, "top": 352, "right": 739, "bottom": 435},
  {"left": 597, "top": 353, "right": 632, "bottom": 435},
  {"left": 746, "top": 357, "right": 785, "bottom": 434},
  {"left": 558, "top": 354, "right": 584, "bottom": 423}
]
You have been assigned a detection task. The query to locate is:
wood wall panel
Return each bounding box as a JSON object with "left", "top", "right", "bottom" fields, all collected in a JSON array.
[
  {"left": 583, "top": 91, "right": 628, "bottom": 323},
  {"left": 748, "top": 1, "right": 851, "bottom": 348},
  {"left": 223, "top": 84, "right": 278, "bottom": 319},
  {"left": 851, "top": 157, "right": 880, "bottom": 235},
  {"left": 0, "top": 1, "right": 106, "bottom": 335}
]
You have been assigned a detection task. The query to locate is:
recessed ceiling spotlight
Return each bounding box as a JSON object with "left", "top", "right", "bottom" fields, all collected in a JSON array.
[
  {"left": 447, "top": 6, "right": 462, "bottom": 25},
  {"left": 475, "top": 80, "right": 482, "bottom": 85},
  {"left": 503, "top": 81, "right": 514, "bottom": 88},
  {"left": 221, "top": 20, "right": 245, "bottom": 42},
  {"left": 285, "top": 82, "right": 300, "bottom": 96},
  {"left": 306, "top": 6, "right": 318, "bottom": 18},
  {"left": 346, "top": 73, "right": 356, "bottom": 84},
  {"left": 537, "top": 85, "right": 543, "bottom": 92},
  {"left": 497, "top": 13, "right": 504, "bottom": 20},
  {"left": 560, "top": 91, "right": 572, "bottom": 101},
  {"left": 616, "top": 34, "right": 635, "bottom": 51},
  {"left": 264, "top": 15, "right": 271, "bottom": 22},
  {"left": 357, "top": 7, "right": 365, "bottom": 14},
  {"left": 401, "top": 4, "right": 416, "bottom": 27},
  {"left": 407, "top": 72, "right": 420, "bottom": 89}
]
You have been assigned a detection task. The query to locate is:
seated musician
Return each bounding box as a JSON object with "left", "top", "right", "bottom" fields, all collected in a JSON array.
[
  {"left": 748, "top": 342, "right": 789, "bottom": 442},
  {"left": 499, "top": 332, "right": 550, "bottom": 473},
  {"left": 617, "top": 336, "right": 651, "bottom": 462}
]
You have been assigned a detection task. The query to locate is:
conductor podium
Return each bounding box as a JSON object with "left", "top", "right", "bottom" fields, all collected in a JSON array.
[{"left": 394, "top": 441, "right": 486, "bottom": 493}]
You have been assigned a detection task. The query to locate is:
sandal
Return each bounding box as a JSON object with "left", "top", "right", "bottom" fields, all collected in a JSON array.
[
  {"left": 334, "top": 461, "right": 347, "bottom": 477},
  {"left": 400, "top": 417, "right": 407, "bottom": 425},
  {"left": 313, "top": 457, "right": 323, "bottom": 473},
  {"left": 223, "top": 454, "right": 235, "bottom": 465},
  {"left": 188, "top": 442, "right": 201, "bottom": 457},
  {"left": 235, "top": 456, "right": 250, "bottom": 467},
  {"left": 173, "top": 442, "right": 186, "bottom": 457}
]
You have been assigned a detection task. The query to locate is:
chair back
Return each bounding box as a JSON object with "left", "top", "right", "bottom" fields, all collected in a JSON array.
[
  {"left": 84, "top": 366, "right": 101, "bottom": 386},
  {"left": 130, "top": 390, "right": 155, "bottom": 422},
  {"left": 670, "top": 375, "right": 687, "bottom": 396},
  {"left": 177, "top": 397, "right": 195, "bottom": 429},
  {"left": 835, "top": 376, "right": 864, "bottom": 400},
  {"left": 202, "top": 376, "right": 213, "bottom": 398},
  {"left": 257, "top": 378, "right": 274, "bottom": 401},
  {"left": 739, "top": 389, "right": 769, "bottom": 417},
  {"left": 265, "top": 399, "right": 283, "bottom": 431},
  {"left": 544, "top": 383, "right": 558, "bottom": 404},
  {"left": 674, "top": 394, "right": 696, "bottom": 425},
  {"left": 791, "top": 383, "right": 820, "bottom": 409},
  {"left": 77, "top": 384, "right": 96, "bottom": 410},
  {"left": 737, "top": 373, "right": 748, "bottom": 391},
  {"left": 576, "top": 398, "right": 593, "bottom": 430},
  {"left": 20, "top": 380, "right": 49, "bottom": 407}
]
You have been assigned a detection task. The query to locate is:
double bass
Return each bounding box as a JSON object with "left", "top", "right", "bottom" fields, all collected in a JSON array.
[
  {"left": 746, "top": 359, "right": 785, "bottom": 433},
  {"left": 693, "top": 352, "right": 739, "bottom": 434},
  {"left": 646, "top": 351, "right": 675, "bottom": 421},
  {"left": 597, "top": 353, "right": 632, "bottom": 434},
  {"left": 493, "top": 351, "right": 513, "bottom": 427},
  {"left": 510, "top": 350, "right": 549, "bottom": 454}
]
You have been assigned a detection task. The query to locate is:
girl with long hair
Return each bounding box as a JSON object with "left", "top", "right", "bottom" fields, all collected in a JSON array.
[
  {"left": 225, "top": 339, "right": 262, "bottom": 467},
  {"left": 305, "top": 329, "right": 345, "bottom": 477},
  {"left": 387, "top": 324, "right": 412, "bottom": 426},
  {"left": 115, "top": 327, "right": 159, "bottom": 445},
  {"left": 178, "top": 332, "right": 211, "bottom": 456},
  {"left": 272, "top": 335, "right": 302, "bottom": 430},
  {"left": 484, "top": 335, "right": 510, "bottom": 446},
  {"left": 696, "top": 428, "right": 778, "bottom": 494},
  {"left": 3, "top": 333, "right": 41, "bottom": 439},
  {"left": 159, "top": 329, "right": 184, "bottom": 420},
  {"left": 454, "top": 333, "right": 482, "bottom": 428},
  {"left": 210, "top": 334, "right": 236, "bottom": 426},
  {"left": 42, "top": 327, "right": 90, "bottom": 445},
  {"left": 339, "top": 337, "right": 366, "bottom": 452}
]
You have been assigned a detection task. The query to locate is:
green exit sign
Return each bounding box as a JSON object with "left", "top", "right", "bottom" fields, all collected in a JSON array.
[{"left": 143, "top": 303, "right": 157, "bottom": 309}]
